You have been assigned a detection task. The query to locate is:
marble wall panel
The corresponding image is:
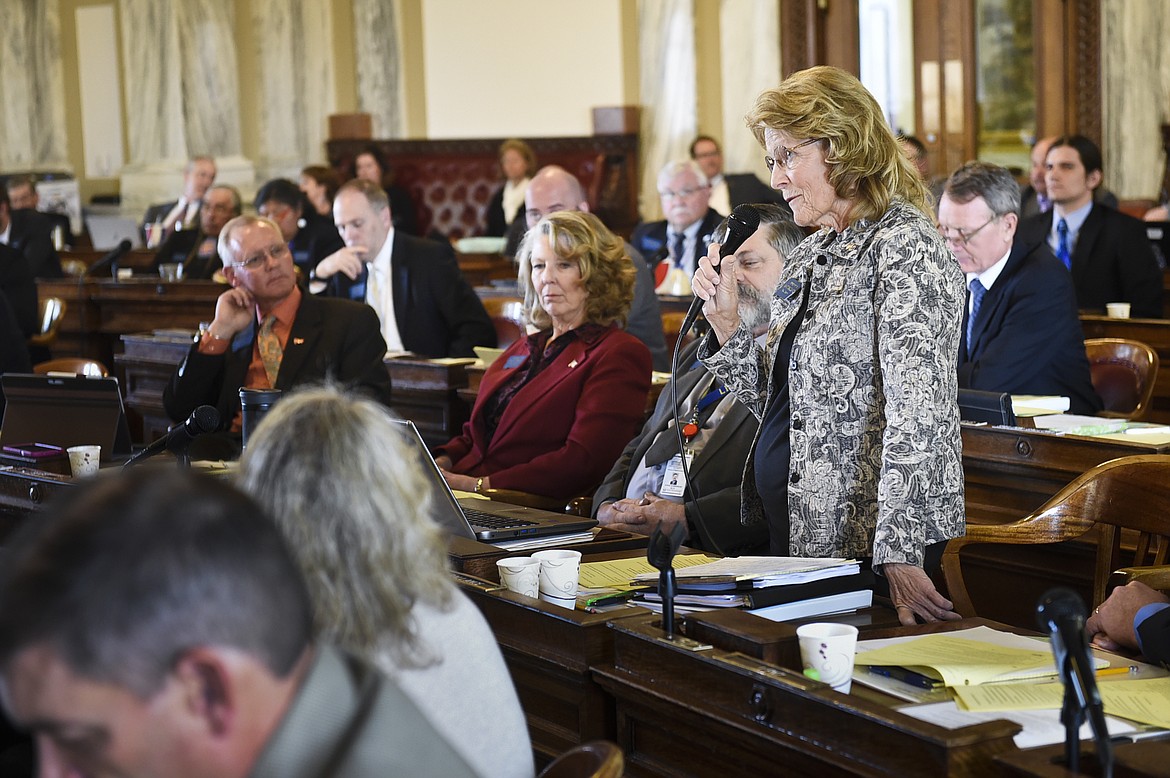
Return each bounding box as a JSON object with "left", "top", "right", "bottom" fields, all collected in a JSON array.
[
  {"left": 119, "top": 0, "right": 188, "bottom": 163},
  {"left": 176, "top": 0, "right": 242, "bottom": 157},
  {"left": 252, "top": 0, "right": 335, "bottom": 179},
  {"left": 1101, "top": 0, "right": 1170, "bottom": 200},
  {"left": 718, "top": 0, "right": 779, "bottom": 177},
  {"left": 0, "top": 0, "right": 68, "bottom": 170},
  {"left": 352, "top": 0, "right": 404, "bottom": 138},
  {"left": 638, "top": 0, "right": 697, "bottom": 221}
]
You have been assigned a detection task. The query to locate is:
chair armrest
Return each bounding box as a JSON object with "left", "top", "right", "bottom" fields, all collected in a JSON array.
[
  {"left": 1108, "top": 565, "right": 1170, "bottom": 593},
  {"left": 566, "top": 495, "right": 593, "bottom": 517}
]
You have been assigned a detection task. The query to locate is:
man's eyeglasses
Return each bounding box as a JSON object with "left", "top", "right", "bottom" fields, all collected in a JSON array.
[
  {"left": 230, "top": 243, "right": 290, "bottom": 270},
  {"left": 658, "top": 186, "right": 708, "bottom": 200},
  {"left": 765, "top": 138, "right": 821, "bottom": 171},
  {"left": 939, "top": 214, "right": 1000, "bottom": 246}
]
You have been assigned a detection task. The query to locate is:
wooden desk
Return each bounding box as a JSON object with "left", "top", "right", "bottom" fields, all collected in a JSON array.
[
  {"left": 116, "top": 332, "right": 474, "bottom": 445},
  {"left": 1080, "top": 315, "right": 1170, "bottom": 423},
  {"left": 0, "top": 466, "right": 71, "bottom": 543},
  {"left": 457, "top": 252, "right": 516, "bottom": 286},
  {"left": 595, "top": 613, "right": 1108, "bottom": 777},
  {"left": 998, "top": 739, "right": 1169, "bottom": 776}
]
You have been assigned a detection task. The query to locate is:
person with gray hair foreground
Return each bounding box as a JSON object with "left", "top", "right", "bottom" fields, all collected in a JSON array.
[
  {"left": 939, "top": 161, "right": 1101, "bottom": 415},
  {"left": 0, "top": 469, "right": 475, "bottom": 778},
  {"left": 237, "top": 385, "right": 534, "bottom": 778}
]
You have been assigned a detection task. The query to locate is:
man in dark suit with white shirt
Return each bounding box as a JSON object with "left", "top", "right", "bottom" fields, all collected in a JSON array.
[
  {"left": 141, "top": 155, "right": 217, "bottom": 244},
  {"left": 1016, "top": 135, "right": 1161, "bottom": 318},
  {"left": 314, "top": 179, "right": 495, "bottom": 358},
  {"left": 940, "top": 161, "right": 1101, "bottom": 414},
  {"left": 689, "top": 135, "right": 788, "bottom": 216},
  {"left": 630, "top": 160, "right": 724, "bottom": 283},
  {"left": 0, "top": 186, "right": 63, "bottom": 279}
]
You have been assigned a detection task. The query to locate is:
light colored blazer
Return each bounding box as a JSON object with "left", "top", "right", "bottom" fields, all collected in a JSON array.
[{"left": 701, "top": 199, "right": 966, "bottom": 566}]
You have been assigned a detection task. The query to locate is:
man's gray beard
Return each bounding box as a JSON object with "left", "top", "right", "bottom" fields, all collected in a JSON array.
[{"left": 737, "top": 283, "right": 772, "bottom": 333}]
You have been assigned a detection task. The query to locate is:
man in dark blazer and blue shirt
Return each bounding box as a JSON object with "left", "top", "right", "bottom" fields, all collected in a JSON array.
[
  {"left": 939, "top": 162, "right": 1101, "bottom": 415},
  {"left": 314, "top": 179, "right": 496, "bottom": 358},
  {"left": 1016, "top": 135, "right": 1162, "bottom": 318},
  {"left": 630, "top": 160, "right": 725, "bottom": 281}
]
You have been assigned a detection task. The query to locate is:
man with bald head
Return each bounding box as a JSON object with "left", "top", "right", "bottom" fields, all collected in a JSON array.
[{"left": 504, "top": 165, "right": 668, "bottom": 370}]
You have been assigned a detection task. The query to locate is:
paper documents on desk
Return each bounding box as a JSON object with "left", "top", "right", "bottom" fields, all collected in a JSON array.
[
  {"left": 899, "top": 701, "right": 1137, "bottom": 749},
  {"left": 580, "top": 554, "right": 716, "bottom": 591},
  {"left": 629, "top": 556, "right": 858, "bottom": 587},
  {"left": 1031, "top": 414, "right": 1128, "bottom": 436},
  {"left": 853, "top": 625, "right": 1105, "bottom": 687},
  {"left": 1011, "top": 395, "right": 1070, "bottom": 416},
  {"left": 952, "top": 677, "right": 1170, "bottom": 730}
]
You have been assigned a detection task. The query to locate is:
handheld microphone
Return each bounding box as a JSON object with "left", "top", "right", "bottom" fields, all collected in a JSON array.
[
  {"left": 678, "top": 204, "right": 761, "bottom": 336},
  {"left": 84, "top": 239, "right": 134, "bottom": 278},
  {"left": 123, "top": 405, "right": 221, "bottom": 468},
  {"left": 1036, "top": 588, "right": 1113, "bottom": 775}
]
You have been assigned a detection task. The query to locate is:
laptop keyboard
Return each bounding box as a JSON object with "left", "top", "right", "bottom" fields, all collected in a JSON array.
[{"left": 462, "top": 507, "right": 539, "bottom": 530}]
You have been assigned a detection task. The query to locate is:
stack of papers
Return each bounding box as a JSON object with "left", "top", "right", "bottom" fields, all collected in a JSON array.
[{"left": 1011, "top": 395, "right": 1071, "bottom": 416}]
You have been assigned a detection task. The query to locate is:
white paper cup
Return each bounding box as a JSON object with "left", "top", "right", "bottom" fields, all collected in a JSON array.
[
  {"left": 531, "top": 549, "right": 581, "bottom": 609},
  {"left": 66, "top": 445, "right": 101, "bottom": 477},
  {"left": 1106, "top": 302, "right": 1131, "bottom": 319},
  {"left": 796, "top": 622, "right": 859, "bottom": 693},
  {"left": 496, "top": 556, "right": 541, "bottom": 598}
]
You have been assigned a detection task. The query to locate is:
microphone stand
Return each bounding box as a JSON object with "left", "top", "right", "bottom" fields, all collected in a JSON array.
[
  {"left": 1058, "top": 655, "right": 1085, "bottom": 774},
  {"left": 647, "top": 522, "right": 686, "bottom": 638}
]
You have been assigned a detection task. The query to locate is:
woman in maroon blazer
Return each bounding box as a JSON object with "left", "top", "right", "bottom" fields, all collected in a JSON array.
[{"left": 435, "top": 211, "right": 652, "bottom": 500}]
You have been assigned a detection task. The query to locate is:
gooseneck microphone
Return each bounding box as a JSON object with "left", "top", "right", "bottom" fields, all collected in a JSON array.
[
  {"left": 84, "top": 239, "right": 134, "bottom": 278},
  {"left": 677, "top": 204, "right": 761, "bottom": 337},
  {"left": 123, "top": 405, "right": 221, "bottom": 469},
  {"left": 1036, "top": 588, "right": 1113, "bottom": 777}
]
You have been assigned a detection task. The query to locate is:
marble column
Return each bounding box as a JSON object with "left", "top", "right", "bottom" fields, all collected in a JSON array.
[
  {"left": 0, "top": 0, "right": 68, "bottom": 170},
  {"left": 638, "top": 0, "right": 697, "bottom": 221},
  {"left": 119, "top": 0, "right": 189, "bottom": 164},
  {"left": 250, "top": 0, "right": 336, "bottom": 180},
  {"left": 718, "top": 0, "right": 780, "bottom": 177},
  {"left": 352, "top": 0, "right": 405, "bottom": 138},
  {"left": 1101, "top": 0, "right": 1170, "bottom": 200}
]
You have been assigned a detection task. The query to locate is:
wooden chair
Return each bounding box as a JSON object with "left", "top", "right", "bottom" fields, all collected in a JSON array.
[
  {"left": 538, "top": 740, "right": 624, "bottom": 778},
  {"left": 483, "top": 298, "right": 526, "bottom": 349},
  {"left": 943, "top": 455, "right": 1170, "bottom": 616},
  {"left": 1084, "top": 337, "right": 1159, "bottom": 419},
  {"left": 28, "top": 297, "right": 66, "bottom": 351},
  {"left": 661, "top": 310, "right": 696, "bottom": 358},
  {"left": 33, "top": 358, "right": 109, "bottom": 378}
]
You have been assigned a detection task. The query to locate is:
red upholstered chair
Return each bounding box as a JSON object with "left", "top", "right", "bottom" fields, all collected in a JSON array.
[{"left": 1084, "top": 338, "right": 1159, "bottom": 420}]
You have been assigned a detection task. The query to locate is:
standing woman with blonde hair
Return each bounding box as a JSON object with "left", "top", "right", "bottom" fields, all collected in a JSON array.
[
  {"left": 693, "top": 66, "right": 966, "bottom": 626},
  {"left": 237, "top": 385, "right": 533, "bottom": 778}
]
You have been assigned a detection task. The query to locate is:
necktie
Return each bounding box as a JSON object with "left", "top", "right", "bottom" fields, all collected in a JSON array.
[
  {"left": 1056, "top": 218, "right": 1071, "bottom": 269},
  {"left": 670, "top": 231, "right": 686, "bottom": 269},
  {"left": 257, "top": 314, "right": 283, "bottom": 387},
  {"left": 967, "top": 278, "right": 986, "bottom": 350}
]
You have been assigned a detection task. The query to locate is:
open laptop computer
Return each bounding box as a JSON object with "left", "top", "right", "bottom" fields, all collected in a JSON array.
[
  {"left": 957, "top": 388, "right": 1016, "bottom": 426},
  {"left": 85, "top": 214, "right": 143, "bottom": 250},
  {"left": 391, "top": 418, "right": 597, "bottom": 542},
  {"left": 1, "top": 374, "right": 133, "bottom": 462}
]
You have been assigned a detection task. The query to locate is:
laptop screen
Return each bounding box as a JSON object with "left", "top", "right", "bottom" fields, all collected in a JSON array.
[{"left": 0, "top": 374, "right": 133, "bottom": 461}]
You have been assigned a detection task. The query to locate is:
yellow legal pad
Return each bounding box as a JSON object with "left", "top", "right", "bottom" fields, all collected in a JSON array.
[
  {"left": 953, "top": 678, "right": 1170, "bottom": 730},
  {"left": 854, "top": 633, "right": 1062, "bottom": 687}
]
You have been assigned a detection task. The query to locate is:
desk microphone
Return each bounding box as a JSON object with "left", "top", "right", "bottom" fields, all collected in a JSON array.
[
  {"left": 84, "top": 239, "right": 133, "bottom": 278},
  {"left": 677, "top": 204, "right": 760, "bottom": 337},
  {"left": 1036, "top": 587, "right": 1113, "bottom": 776},
  {"left": 123, "top": 405, "right": 220, "bottom": 469}
]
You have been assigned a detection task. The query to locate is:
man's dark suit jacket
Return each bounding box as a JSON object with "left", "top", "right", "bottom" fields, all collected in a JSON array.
[
  {"left": 629, "top": 208, "right": 725, "bottom": 272},
  {"left": 592, "top": 340, "right": 768, "bottom": 556},
  {"left": 1138, "top": 605, "right": 1170, "bottom": 665},
  {"left": 958, "top": 236, "right": 1102, "bottom": 415},
  {"left": 484, "top": 184, "right": 524, "bottom": 237},
  {"left": 163, "top": 294, "right": 391, "bottom": 428},
  {"left": 321, "top": 231, "right": 496, "bottom": 358},
  {"left": 0, "top": 243, "right": 39, "bottom": 338},
  {"left": 1017, "top": 204, "right": 1163, "bottom": 318},
  {"left": 724, "top": 173, "right": 790, "bottom": 211},
  {"left": 150, "top": 228, "right": 220, "bottom": 280},
  {"left": 142, "top": 199, "right": 179, "bottom": 228},
  {"left": 5, "top": 209, "right": 63, "bottom": 278},
  {"left": 290, "top": 211, "right": 344, "bottom": 276}
]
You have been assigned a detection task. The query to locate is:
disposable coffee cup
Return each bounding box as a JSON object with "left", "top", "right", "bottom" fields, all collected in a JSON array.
[
  {"left": 796, "top": 622, "right": 859, "bottom": 694},
  {"left": 1105, "top": 302, "right": 1131, "bottom": 319},
  {"left": 66, "top": 445, "right": 101, "bottom": 477},
  {"left": 531, "top": 549, "right": 581, "bottom": 609},
  {"left": 159, "top": 263, "right": 184, "bottom": 282},
  {"left": 496, "top": 556, "right": 541, "bottom": 598}
]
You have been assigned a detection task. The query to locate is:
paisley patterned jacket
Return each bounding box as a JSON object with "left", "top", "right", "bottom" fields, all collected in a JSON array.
[{"left": 700, "top": 199, "right": 966, "bottom": 566}]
